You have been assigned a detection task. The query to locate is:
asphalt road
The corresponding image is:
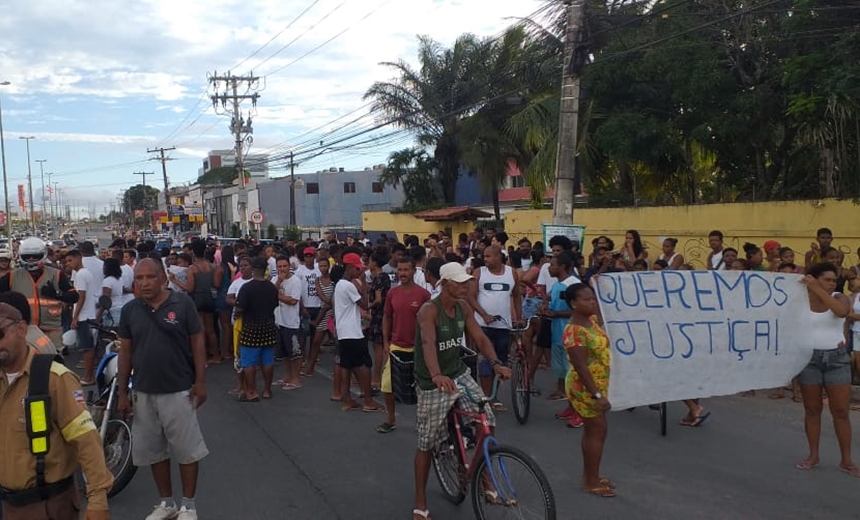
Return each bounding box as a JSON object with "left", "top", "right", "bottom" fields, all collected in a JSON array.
[{"left": 78, "top": 344, "right": 859, "bottom": 520}]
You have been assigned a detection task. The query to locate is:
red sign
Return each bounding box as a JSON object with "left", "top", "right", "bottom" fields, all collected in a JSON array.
[
  {"left": 0, "top": 211, "right": 5, "bottom": 226},
  {"left": 134, "top": 210, "right": 144, "bottom": 218},
  {"left": 17, "top": 185, "right": 25, "bottom": 211}
]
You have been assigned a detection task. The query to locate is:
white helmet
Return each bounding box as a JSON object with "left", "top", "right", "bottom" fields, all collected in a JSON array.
[{"left": 18, "top": 237, "right": 47, "bottom": 271}]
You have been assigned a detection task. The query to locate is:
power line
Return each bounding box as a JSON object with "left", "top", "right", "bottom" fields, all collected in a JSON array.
[{"left": 230, "top": 0, "right": 323, "bottom": 72}]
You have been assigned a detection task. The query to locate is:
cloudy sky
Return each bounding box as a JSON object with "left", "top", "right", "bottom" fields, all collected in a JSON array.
[{"left": 0, "top": 0, "right": 546, "bottom": 214}]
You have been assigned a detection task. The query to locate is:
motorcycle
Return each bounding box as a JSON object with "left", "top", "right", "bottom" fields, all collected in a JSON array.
[{"left": 68, "top": 319, "right": 137, "bottom": 497}]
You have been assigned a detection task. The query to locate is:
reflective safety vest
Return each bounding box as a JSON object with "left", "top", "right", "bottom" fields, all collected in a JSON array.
[
  {"left": 25, "top": 354, "right": 58, "bottom": 496},
  {"left": 9, "top": 267, "right": 64, "bottom": 333}
]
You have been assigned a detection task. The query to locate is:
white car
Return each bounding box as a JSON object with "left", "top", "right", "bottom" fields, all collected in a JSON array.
[{"left": 84, "top": 236, "right": 99, "bottom": 247}]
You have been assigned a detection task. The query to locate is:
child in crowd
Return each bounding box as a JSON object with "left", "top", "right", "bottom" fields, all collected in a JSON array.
[{"left": 167, "top": 253, "right": 191, "bottom": 293}]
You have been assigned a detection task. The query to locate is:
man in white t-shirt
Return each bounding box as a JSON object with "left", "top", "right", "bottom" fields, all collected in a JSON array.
[
  {"left": 121, "top": 249, "right": 136, "bottom": 305},
  {"left": 334, "top": 253, "right": 384, "bottom": 412},
  {"left": 273, "top": 256, "right": 304, "bottom": 389},
  {"left": 80, "top": 240, "right": 104, "bottom": 292},
  {"left": 294, "top": 247, "right": 322, "bottom": 337},
  {"left": 66, "top": 249, "right": 98, "bottom": 385}
]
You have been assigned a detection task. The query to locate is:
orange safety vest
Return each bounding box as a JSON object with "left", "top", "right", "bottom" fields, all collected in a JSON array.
[{"left": 9, "top": 267, "right": 66, "bottom": 332}]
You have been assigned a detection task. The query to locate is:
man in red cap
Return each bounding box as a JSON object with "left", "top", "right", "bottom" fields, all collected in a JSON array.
[
  {"left": 334, "top": 253, "right": 384, "bottom": 412},
  {"left": 763, "top": 240, "right": 781, "bottom": 271}
]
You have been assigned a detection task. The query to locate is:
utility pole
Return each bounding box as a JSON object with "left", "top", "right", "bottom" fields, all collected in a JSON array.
[
  {"left": 52, "top": 181, "right": 59, "bottom": 230},
  {"left": 19, "top": 136, "right": 35, "bottom": 233},
  {"left": 289, "top": 151, "right": 297, "bottom": 227},
  {"left": 0, "top": 81, "right": 12, "bottom": 241},
  {"left": 133, "top": 171, "right": 154, "bottom": 234},
  {"left": 148, "top": 146, "right": 175, "bottom": 234},
  {"left": 552, "top": 0, "right": 585, "bottom": 225},
  {"left": 35, "top": 159, "right": 46, "bottom": 227},
  {"left": 208, "top": 71, "right": 260, "bottom": 238}
]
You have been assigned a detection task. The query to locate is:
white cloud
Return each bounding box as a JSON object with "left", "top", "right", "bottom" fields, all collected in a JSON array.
[{"left": 6, "top": 131, "right": 154, "bottom": 145}]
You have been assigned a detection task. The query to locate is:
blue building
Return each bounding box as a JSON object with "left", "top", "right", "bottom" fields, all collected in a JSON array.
[{"left": 257, "top": 167, "right": 405, "bottom": 230}]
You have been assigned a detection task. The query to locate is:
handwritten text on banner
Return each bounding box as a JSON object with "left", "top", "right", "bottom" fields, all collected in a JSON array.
[{"left": 595, "top": 271, "right": 816, "bottom": 410}]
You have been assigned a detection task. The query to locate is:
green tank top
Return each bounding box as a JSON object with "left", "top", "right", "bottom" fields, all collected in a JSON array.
[{"left": 414, "top": 298, "right": 468, "bottom": 390}]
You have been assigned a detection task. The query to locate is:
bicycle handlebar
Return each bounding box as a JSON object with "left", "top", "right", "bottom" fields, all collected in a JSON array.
[
  {"left": 458, "top": 375, "right": 502, "bottom": 405},
  {"left": 490, "top": 315, "right": 531, "bottom": 332},
  {"left": 84, "top": 320, "right": 118, "bottom": 336}
]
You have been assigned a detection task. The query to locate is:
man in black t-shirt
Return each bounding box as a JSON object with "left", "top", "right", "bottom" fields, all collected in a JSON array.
[
  {"left": 116, "top": 258, "right": 208, "bottom": 519},
  {"left": 236, "top": 256, "right": 280, "bottom": 401}
]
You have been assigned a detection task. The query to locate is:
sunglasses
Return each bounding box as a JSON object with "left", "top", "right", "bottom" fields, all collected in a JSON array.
[
  {"left": 21, "top": 255, "right": 42, "bottom": 262},
  {"left": 0, "top": 320, "right": 21, "bottom": 340}
]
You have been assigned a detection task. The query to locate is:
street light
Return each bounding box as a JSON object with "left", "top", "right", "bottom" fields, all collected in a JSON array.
[
  {"left": 35, "top": 158, "right": 46, "bottom": 229},
  {"left": 0, "top": 81, "right": 12, "bottom": 241},
  {"left": 19, "top": 136, "right": 36, "bottom": 234}
]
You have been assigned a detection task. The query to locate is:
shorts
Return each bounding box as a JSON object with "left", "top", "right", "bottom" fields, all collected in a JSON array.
[
  {"left": 381, "top": 344, "right": 412, "bottom": 394},
  {"left": 415, "top": 372, "right": 495, "bottom": 452},
  {"left": 239, "top": 345, "right": 275, "bottom": 368},
  {"left": 337, "top": 338, "right": 372, "bottom": 369},
  {"left": 132, "top": 390, "right": 209, "bottom": 466},
  {"left": 75, "top": 321, "right": 96, "bottom": 352},
  {"left": 535, "top": 317, "right": 552, "bottom": 349},
  {"left": 477, "top": 327, "right": 511, "bottom": 377},
  {"left": 799, "top": 347, "right": 852, "bottom": 386},
  {"left": 303, "top": 307, "right": 320, "bottom": 334},
  {"left": 522, "top": 297, "right": 541, "bottom": 320},
  {"left": 192, "top": 293, "right": 215, "bottom": 314},
  {"left": 275, "top": 327, "right": 303, "bottom": 360}
]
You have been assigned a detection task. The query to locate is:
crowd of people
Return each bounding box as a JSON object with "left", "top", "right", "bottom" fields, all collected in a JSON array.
[{"left": 1, "top": 224, "right": 859, "bottom": 519}]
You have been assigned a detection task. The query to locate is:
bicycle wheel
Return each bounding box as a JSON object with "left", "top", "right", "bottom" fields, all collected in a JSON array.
[
  {"left": 510, "top": 357, "right": 530, "bottom": 425},
  {"left": 659, "top": 402, "right": 667, "bottom": 436},
  {"left": 432, "top": 422, "right": 467, "bottom": 504},
  {"left": 104, "top": 419, "right": 137, "bottom": 497},
  {"left": 471, "top": 445, "right": 556, "bottom": 520}
]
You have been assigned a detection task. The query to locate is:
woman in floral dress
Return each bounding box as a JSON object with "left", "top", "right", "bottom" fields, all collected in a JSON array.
[{"left": 563, "top": 282, "right": 614, "bottom": 497}]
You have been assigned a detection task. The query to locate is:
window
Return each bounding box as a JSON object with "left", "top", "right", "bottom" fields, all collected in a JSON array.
[
  {"left": 306, "top": 182, "right": 319, "bottom": 194},
  {"left": 509, "top": 175, "right": 525, "bottom": 188},
  {"left": 344, "top": 182, "right": 356, "bottom": 194},
  {"left": 371, "top": 182, "right": 383, "bottom": 193}
]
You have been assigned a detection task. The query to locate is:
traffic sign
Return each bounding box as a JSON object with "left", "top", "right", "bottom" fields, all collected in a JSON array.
[
  {"left": 250, "top": 210, "right": 264, "bottom": 225},
  {"left": 0, "top": 211, "right": 5, "bottom": 226}
]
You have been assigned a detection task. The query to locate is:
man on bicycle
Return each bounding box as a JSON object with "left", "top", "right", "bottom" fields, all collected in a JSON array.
[{"left": 412, "top": 262, "right": 511, "bottom": 520}]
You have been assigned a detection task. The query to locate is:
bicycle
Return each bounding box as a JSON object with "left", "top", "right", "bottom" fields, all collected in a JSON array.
[
  {"left": 506, "top": 319, "right": 537, "bottom": 424},
  {"left": 432, "top": 374, "right": 557, "bottom": 519}
]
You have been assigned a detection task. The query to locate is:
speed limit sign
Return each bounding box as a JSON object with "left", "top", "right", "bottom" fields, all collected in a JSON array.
[{"left": 250, "top": 210, "right": 264, "bottom": 225}]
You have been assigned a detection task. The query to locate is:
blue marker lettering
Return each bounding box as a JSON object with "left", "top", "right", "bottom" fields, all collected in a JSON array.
[
  {"left": 690, "top": 270, "right": 718, "bottom": 311},
  {"left": 636, "top": 272, "right": 664, "bottom": 309},
  {"left": 651, "top": 323, "right": 675, "bottom": 359},
  {"left": 772, "top": 276, "right": 789, "bottom": 306},
  {"left": 676, "top": 323, "right": 696, "bottom": 359},
  {"left": 695, "top": 321, "right": 722, "bottom": 355},
  {"left": 729, "top": 319, "right": 751, "bottom": 360},
  {"left": 606, "top": 320, "right": 646, "bottom": 355},
  {"left": 618, "top": 275, "right": 641, "bottom": 308},
  {"left": 745, "top": 273, "right": 772, "bottom": 309},
  {"left": 661, "top": 271, "right": 691, "bottom": 309},
  {"left": 754, "top": 320, "right": 771, "bottom": 352},
  {"left": 714, "top": 271, "right": 746, "bottom": 311},
  {"left": 595, "top": 276, "right": 620, "bottom": 312}
]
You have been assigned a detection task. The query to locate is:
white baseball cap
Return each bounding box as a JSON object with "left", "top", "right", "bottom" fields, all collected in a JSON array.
[{"left": 440, "top": 262, "right": 472, "bottom": 283}]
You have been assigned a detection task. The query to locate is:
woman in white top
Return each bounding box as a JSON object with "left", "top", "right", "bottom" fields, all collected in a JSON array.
[
  {"left": 847, "top": 275, "right": 860, "bottom": 406},
  {"left": 658, "top": 238, "right": 684, "bottom": 270},
  {"left": 97, "top": 257, "right": 125, "bottom": 326},
  {"left": 796, "top": 262, "right": 858, "bottom": 476}
]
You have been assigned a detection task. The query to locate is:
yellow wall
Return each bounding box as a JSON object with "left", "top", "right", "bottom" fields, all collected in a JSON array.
[{"left": 364, "top": 199, "right": 860, "bottom": 268}]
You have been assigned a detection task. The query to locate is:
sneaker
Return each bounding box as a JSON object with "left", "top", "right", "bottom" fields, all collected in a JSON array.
[
  {"left": 177, "top": 506, "right": 198, "bottom": 520},
  {"left": 145, "top": 503, "right": 179, "bottom": 520},
  {"left": 567, "top": 414, "right": 584, "bottom": 428},
  {"left": 555, "top": 407, "right": 575, "bottom": 420}
]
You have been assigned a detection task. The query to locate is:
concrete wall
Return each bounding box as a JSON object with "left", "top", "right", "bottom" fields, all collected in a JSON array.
[
  {"left": 259, "top": 169, "right": 406, "bottom": 230},
  {"left": 365, "top": 199, "right": 860, "bottom": 268}
]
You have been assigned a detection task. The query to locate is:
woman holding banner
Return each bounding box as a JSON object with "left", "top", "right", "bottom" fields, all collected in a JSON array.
[
  {"left": 563, "top": 282, "right": 615, "bottom": 497},
  {"left": 796, "top": 262, "right": 859, "bottom": 477}
]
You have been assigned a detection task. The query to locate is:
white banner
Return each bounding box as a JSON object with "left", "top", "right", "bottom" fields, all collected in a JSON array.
[{"left": 595, "top": 271, "right": 816, "bottom": 410}]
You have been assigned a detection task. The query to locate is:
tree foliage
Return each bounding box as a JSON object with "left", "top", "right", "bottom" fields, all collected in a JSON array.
[
  {"left": 373, "top": 0, "right": 860, "bottom": 207},
  {"left": 379, "top": 148, "right": 443, "bottom": 212},
  {"left": 123, "top": 184, "right": 160, "bottom": 212}
]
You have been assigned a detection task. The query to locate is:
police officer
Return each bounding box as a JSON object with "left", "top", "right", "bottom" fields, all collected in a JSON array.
[
  {"left": 0, "top": 238, "right": 78, "bottom": 348},
  {"left": 0, "top": 303, "right": 112, "bottom": 519}
]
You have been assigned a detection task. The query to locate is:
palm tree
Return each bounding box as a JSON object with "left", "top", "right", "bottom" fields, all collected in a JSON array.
[
  {"left": 379, "top": 147, "right": 442, "bottom": 211},
  {"left": 364, "top": 34, "right": 491, "bottom": 205}
]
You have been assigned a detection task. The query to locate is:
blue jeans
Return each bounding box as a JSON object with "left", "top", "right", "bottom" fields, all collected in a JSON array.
[{"left": 478, "top": 327, "right": 511, "bottom": 377}]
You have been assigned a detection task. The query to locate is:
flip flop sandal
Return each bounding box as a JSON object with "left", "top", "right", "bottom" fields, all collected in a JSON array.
[
  {"left": 483, "top": 490, "right": 517, "bottom": 506},
  {"left": 262, "top": 393, "right": 272, "bottom": 400},
  {"left": 362, "top": 405, "right": 386, "bottom": 413},
  {"left": 839, "top": 465, "right": 860, "bottom": 477},
  {"left": 583, "top": 477, "right": 616, "bottom": 489},
  {"left": 690, "top": 411, "right": 711, "bottom": 427},
  {"left": 412, "top": 509, "right": 431, "bottom": 519},
  {"left": 341, "top": 403, "right": 361, "bottom": 412},
  {"left": 582, "top": 484, "right": 616, "bottom": 498},
  {"left": 376, "top": 422, "right": 397, "bottom": 433},
  {"left": 795, "top": 460, "right": 819, "bottom": 470},
  {"left": 238, "top": 395, "right": 260, "bottom": 402}
]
